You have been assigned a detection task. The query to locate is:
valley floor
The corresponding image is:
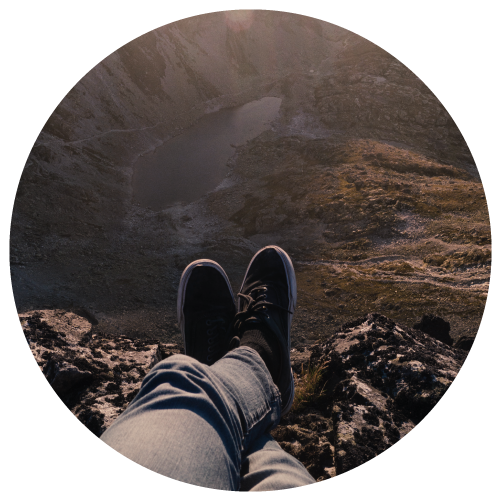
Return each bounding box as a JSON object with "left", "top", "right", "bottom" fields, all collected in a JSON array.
[{"left": 12, "top": 135, "right": 490, "bottom": 347}]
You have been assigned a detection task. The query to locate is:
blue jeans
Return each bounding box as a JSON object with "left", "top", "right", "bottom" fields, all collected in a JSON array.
[{"left": 101, "top": 346, "right": 315, "bottom": 490}]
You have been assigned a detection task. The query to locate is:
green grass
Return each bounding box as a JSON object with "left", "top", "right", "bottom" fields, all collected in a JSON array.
[{"left": 291, "top": 363, "right": 326, "bottom": 413}]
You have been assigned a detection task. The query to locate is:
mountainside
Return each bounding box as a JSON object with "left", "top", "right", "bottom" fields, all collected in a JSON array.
[
  {"left": 9, "top": 10, "right": 491, "bottom": 346},
  {"left": 10, "top": 10, "right": 490, "bottom": 486}
]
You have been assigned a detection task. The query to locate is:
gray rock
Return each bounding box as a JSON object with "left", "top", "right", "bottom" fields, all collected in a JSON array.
[
  {"left": 22, "top": 309, "right": 467, "bottom": 478},
  {"left": 43, "top": 356, "right": 93, "bottom": 398},
  {"left": 276, "top": 313, "right": 467, "bottom": 478},
  {"left": 21, "top": 309, "right": 181, "bottom": 436},
  {"left": 272, "top": 417, "right": 335, "bottom": 480}
]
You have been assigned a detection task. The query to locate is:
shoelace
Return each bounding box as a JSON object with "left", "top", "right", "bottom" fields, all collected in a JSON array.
[{"left": 232, "top": 286, "right": 292, "bottom": 332}]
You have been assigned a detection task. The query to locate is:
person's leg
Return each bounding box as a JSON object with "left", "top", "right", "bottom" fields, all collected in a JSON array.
[
  {"left": 101, "top": 346, "right": 281, "bottom": 490},
  {"left": 240, "top": 433, "right": 316, "bottom": 491},
  {"left": 101, "top": 344, "right": 315, "bottom": 490},
  {"left": 232, "top": 246, "right": 315, "bottom": 489},
  {"left": 102, "top": 250, "right": 316, "bottom": 490}
]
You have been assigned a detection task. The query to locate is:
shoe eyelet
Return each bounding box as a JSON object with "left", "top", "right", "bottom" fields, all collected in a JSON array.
[{"left": 206, "top": 320, "right": 212, "bottom": 326}]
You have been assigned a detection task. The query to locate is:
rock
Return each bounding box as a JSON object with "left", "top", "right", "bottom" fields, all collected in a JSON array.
[
  {"left": 275, "top": 313, "right": 467, "bottom": 478},
  {"left": 272, "top": 417, "right": 335, "bottom": 480},
  {"left": 43, "top": 356, "right": 93, "bottom": 398},
  {"left": 324, "top": 287, "right": 343, "bottom": 297},
  {"left": 23, "top": 309, "right": 468, "bottom": 478},
  {"left": 454, "top": 335, "right": 475, "bottom": 351},
  {"left": 413, "top": 314, "right": 453, "bottom": 346},
  {"left": 21, "top": 309, "right": 182, "bottom": 436},
  {"left": 330, "top": 376, "right": 414, "bottom": 474},
  {"left": 322, "top": 230, "right": 336, "bottom": 241}
]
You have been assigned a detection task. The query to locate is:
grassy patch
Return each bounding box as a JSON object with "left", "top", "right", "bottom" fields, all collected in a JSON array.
[
  {"left": 426, "top": 219, "right": 491, "bottom": 245},
  {"left": 377, "top": 260, "right": 416, "bottom": 275},
  {"left": 424, "top": 248, "right": 491, "bottom": 269},
  {"left": 412, "top": 182, "right": 487, "bottom": 218},
  {"left": 375, "top": 155, "right": 470, "bottom": 180},
  {"left": 338, "top": 238, "right": 372, "bottom": 253},
  {"left": 291, "top": 363, "right": 326, "bottom": 413},
  {"left": 295, "top": 265, "right": 487, "bottom": 327},
  {"left": 321, "top": 238, "right": 373, "bottom": 261}
]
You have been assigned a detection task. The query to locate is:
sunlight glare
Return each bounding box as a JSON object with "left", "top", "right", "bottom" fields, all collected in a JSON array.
[{"left": 224, "top": 10, "right": 254, "bottom": 32}]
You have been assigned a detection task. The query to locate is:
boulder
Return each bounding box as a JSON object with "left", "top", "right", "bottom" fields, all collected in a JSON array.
[
  {"left": 43, "top": 356, "right": 93, "bottom": 398},
  {"left": 22, "top": 309, "right": 467, "bottom": 479},
  {"left": 413, "top": 314, "right": 453, "bottom": 346},
  {"left": 21, "top": 309, "right": 181, "bottom": 436},
  {"left": 276, "top": 313, "right": 467, "bottom": 478}
]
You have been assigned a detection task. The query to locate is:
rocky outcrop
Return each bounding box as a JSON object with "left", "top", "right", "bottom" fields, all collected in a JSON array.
[
  {"left": 454, "top": 335, "right": 475, "bottom": 351},
  {"left": 22, "top": 309, "right": 468, "bottom": 479},
  {"left": 21, "top": 309, "right": 181, "bottom": 436},
  {"left": 313, "top": 46, "right": 474, "bottom": 167},
  {"left": 274, "top": 313, "right": 468, "bottom": 479}
]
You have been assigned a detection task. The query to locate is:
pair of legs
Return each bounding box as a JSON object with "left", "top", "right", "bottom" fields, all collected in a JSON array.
[{"left": 101, "top": 246, "right": 315, "bottom": 490}]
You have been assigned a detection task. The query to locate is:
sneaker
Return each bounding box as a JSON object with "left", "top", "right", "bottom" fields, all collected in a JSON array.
[
  {"left": 177, "top": 259, "right": 236, "bottom": 365},
  {"left": 233, "top": 246, "right": 297, "bottom": 414}
]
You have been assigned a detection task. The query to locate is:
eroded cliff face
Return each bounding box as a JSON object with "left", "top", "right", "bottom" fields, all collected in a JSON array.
[
  {"left": 11, "top": 10, "right": 488, "bottom": 347},
  {"left": 313, "top": 43, "right": 474, "bottom": 168},
  {"left": 12, "top": 12, "right": 344, "bottom": 318}
]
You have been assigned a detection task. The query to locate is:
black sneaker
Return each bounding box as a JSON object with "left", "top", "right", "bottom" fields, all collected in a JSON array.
[
  {"left": 233, "top": 246, "right": 297, "bottom": 415},
  {"left": 177, "top": 260, "right": 236, "bottom": 365}
]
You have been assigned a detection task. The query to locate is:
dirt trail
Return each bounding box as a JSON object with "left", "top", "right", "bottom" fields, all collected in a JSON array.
[{"left": 297, "top": 256, "right": 490, "bottom": 290}]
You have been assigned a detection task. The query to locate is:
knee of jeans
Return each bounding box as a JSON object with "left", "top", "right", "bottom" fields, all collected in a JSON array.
[
  {"left": 153, "top": 353, "right": 200, "bottom": 369},
  {"left": 137, "top": 354, "right": 215, "bottom": 398},
  {"left": 148, "top": 354, "right": 210, "bottom": 379},
  {"left": 248, "top": 432, "right": 277, "bottom": 452}
]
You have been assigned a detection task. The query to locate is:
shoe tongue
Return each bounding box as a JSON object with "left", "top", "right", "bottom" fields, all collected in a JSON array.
[{"left": 192, "top": 305, "right": 231, "bottom": 320}]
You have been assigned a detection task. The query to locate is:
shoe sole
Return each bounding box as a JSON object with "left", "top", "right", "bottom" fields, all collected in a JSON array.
[
  {"left": 239, "top": 246, "right": 297, "bottom": 415},
  {"left": 177, "top": 259, "right": 235, "bottom": 351}
]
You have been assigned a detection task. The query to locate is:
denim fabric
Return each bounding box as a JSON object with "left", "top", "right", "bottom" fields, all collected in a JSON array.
[{"left": 101, "top": 346, "right": 315, "bottom": 490}]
